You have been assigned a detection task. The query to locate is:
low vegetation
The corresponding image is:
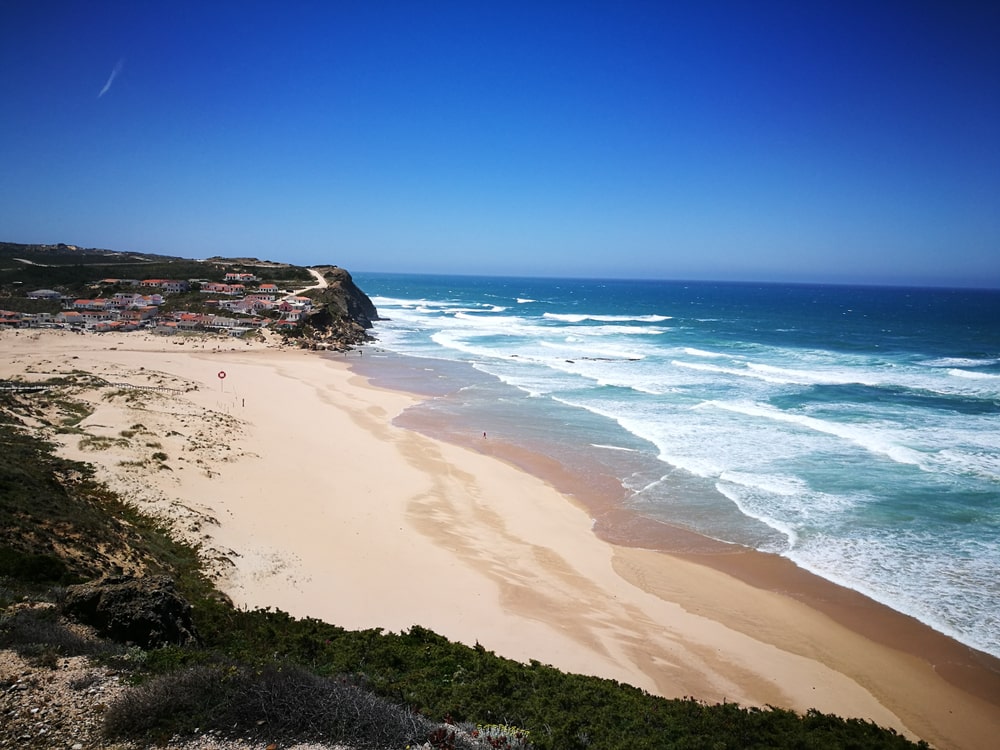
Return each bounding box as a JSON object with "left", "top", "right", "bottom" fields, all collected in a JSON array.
[
  {"left": 0, "top": 241, "right": 314, "bottom": 301},
  {"left": 0, "top": 386, "right": 928, "bottom": 749},
  {"left": 101, "top": 662, "right": 453, "bottom": 749}
]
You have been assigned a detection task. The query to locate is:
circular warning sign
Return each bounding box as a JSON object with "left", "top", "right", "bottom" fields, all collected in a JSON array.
[{"left": 218, "top": 371, "right": 227, "bottom": 379}]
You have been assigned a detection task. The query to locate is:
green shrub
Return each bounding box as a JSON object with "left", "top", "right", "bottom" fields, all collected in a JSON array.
[
  {"left": 0, "top": 605, "right": 109, "bottom": 660},
  {"left": 0, "top": 547, "right": 70, "bottom": 584},
  {"left": 79, "top": 434, "right": 129, "bottom": 451},
  {"left": 103, "top": 662, "right": 446, "bottom": 748}
]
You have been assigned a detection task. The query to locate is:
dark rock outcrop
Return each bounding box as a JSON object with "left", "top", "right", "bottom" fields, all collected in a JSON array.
[
  {"left": 61, "top": 574, "right": 198, "bottom": 648},
  {"left": 307, "top": 266, "right": 380, "bottom": 329},
  {"left": 297, "top": 266, "right": 381, "bottom": 349}
]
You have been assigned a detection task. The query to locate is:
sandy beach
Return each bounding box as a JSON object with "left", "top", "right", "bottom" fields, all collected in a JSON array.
[{"left": 3, "top": 328, "right": 998, "bottom": 749}]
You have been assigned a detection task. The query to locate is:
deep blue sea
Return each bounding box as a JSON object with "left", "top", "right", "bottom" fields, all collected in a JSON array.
[{"left": 353, "top": 273, "right": 1000, "bottom": 658}]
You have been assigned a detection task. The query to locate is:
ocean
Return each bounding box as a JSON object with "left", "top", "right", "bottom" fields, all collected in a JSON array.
[{"left": 351, "top": 273, "right": 1000, "bottom": 659}]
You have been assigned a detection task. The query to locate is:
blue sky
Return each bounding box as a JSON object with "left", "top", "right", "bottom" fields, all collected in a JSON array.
[{"left": 1, "top": 1, "right": 998, "bottom": 287}]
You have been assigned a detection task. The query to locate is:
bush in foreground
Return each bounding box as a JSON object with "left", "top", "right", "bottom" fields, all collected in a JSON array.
[{"left": 103, "top": 661, "right": 482, "bottom": 749}]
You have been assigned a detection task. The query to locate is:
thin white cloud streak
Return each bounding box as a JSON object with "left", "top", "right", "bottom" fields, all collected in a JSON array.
[{"left": 98, "top": 58, "right": 124, "bottom": 98}]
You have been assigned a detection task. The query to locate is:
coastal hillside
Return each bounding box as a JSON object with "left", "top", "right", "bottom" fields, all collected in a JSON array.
[
  {"left": 294, "top": 265, "right": 381, "bottom": 349},
  {"left": 0, "top": 241, "right": 376, "bottom": 350}
]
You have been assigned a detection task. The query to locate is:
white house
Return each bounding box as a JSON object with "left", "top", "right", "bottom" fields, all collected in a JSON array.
[{"left": 27, "top": 289, "right": 62, "bottom": 300}]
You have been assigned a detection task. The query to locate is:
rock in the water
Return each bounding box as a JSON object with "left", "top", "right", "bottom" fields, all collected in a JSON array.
[{"left": 61, "top": 574, "right": 198, "bottom": 648}]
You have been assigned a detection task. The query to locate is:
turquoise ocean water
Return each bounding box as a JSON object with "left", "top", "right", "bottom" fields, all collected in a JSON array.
[{"left": 352, "top": 273, "right": 1000, "bottom": 659}]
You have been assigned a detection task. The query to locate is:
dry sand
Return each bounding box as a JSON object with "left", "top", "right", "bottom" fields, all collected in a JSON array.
[{"left": 2, "top": 328, "right": 998, "bottom": 749}]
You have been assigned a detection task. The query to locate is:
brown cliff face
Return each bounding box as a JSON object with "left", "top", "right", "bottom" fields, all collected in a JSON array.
[
  {"left": 307, "top": 266, "right": 380, "bottom": 328},
  {"left": 298, "top": 266, "right": 380, "bottom": 349}
]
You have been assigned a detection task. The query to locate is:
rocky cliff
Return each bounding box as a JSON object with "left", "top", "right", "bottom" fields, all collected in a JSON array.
[{"left": 296, "top": 266, "right": 380, "bottom": 350}]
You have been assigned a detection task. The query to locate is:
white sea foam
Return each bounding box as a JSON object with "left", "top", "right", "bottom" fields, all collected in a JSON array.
[
  {"left": 682, "top": 347, "right": 728, "bottom": 358},
  {"left": 549, "top": 359, "right": 701, "bottom": 396},
  {"left": 672, "top": 355, "right": 999, "bottom": 398},
  {"left": 428, "top": 331, "right": 549, "bottom": 363},
  {"left": 450, "top": 310, "right": 521, "bottom": 323},
  {"left": 582, "top": 325, "right": 667, "bottom": 336},
  {"left": 543, "top": 312, "right": 671, "bottom": 323},
  {"left": 370, "top": 295, "right": 461, "bottom": 310},
  {"left": 670, "top": 360, "right": 742, "bottom": 376},
  {"left": 674, "top": 358, "right": 881, "bottom": 387},
  {"left": 671, "top": 359, "right": 798, "bottom": 385},
  {"left": 701, "top": 400, "right": 929, "bottom": 468},
  {"left": 452, "top": 311, "right": 489, "bottom": 322},
  {"left": 935, "top": 448, "right": 1000, "bottom": 482},
  {"left": 472, "top": 363, "right": 558, "bottom": 398},
  {"left": 374, "top": 297, "right": 511, "bottom": 320},
  {"left": 718, "top": 471, "right": 804, "bottom": 496},
  {"left": 789, "top": 532, "right": 1000, "bottom": 658},
  {"left": 948, "top": 368, "right": 1000, "bottom": 380},
  {"left": 591, "top": 443, "right": 640, "bottom": 452},
  {"left": 538, "top": 339, "right": 648, "bottom": 361},
  {"left": 747, "top": 362, "right": 879, "bottom": 386},
  {"left": 517, "top": 298, "right": 535, "bottom": 304},
  {"left": 718, "top": 472, "right": 861, "bottom": 522},
  {"left": 534, "top": 324, "right": 667, "bottom": 338},
  {"left": 629, "top": 474, "right": 669, "bottom": 495},
  {"left": 715, "top": 482, "right": 797, "bottom": 549},
  {"left": 443, "top": 313, "right": 540, "bottom": 338},
  {"left": 920, "top": 357, "right": 1000, "bottom": 368},
  {"left": 445, "top": 306, "right": 506, "bottom": 315},
  {"left": 660, "top": 453, "right": 724, "bottom": 478}
]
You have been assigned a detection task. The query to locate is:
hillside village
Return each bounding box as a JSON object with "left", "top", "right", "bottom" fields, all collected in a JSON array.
[{"left": 0, "top": 270, "right": 318, "bottom": 335}]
